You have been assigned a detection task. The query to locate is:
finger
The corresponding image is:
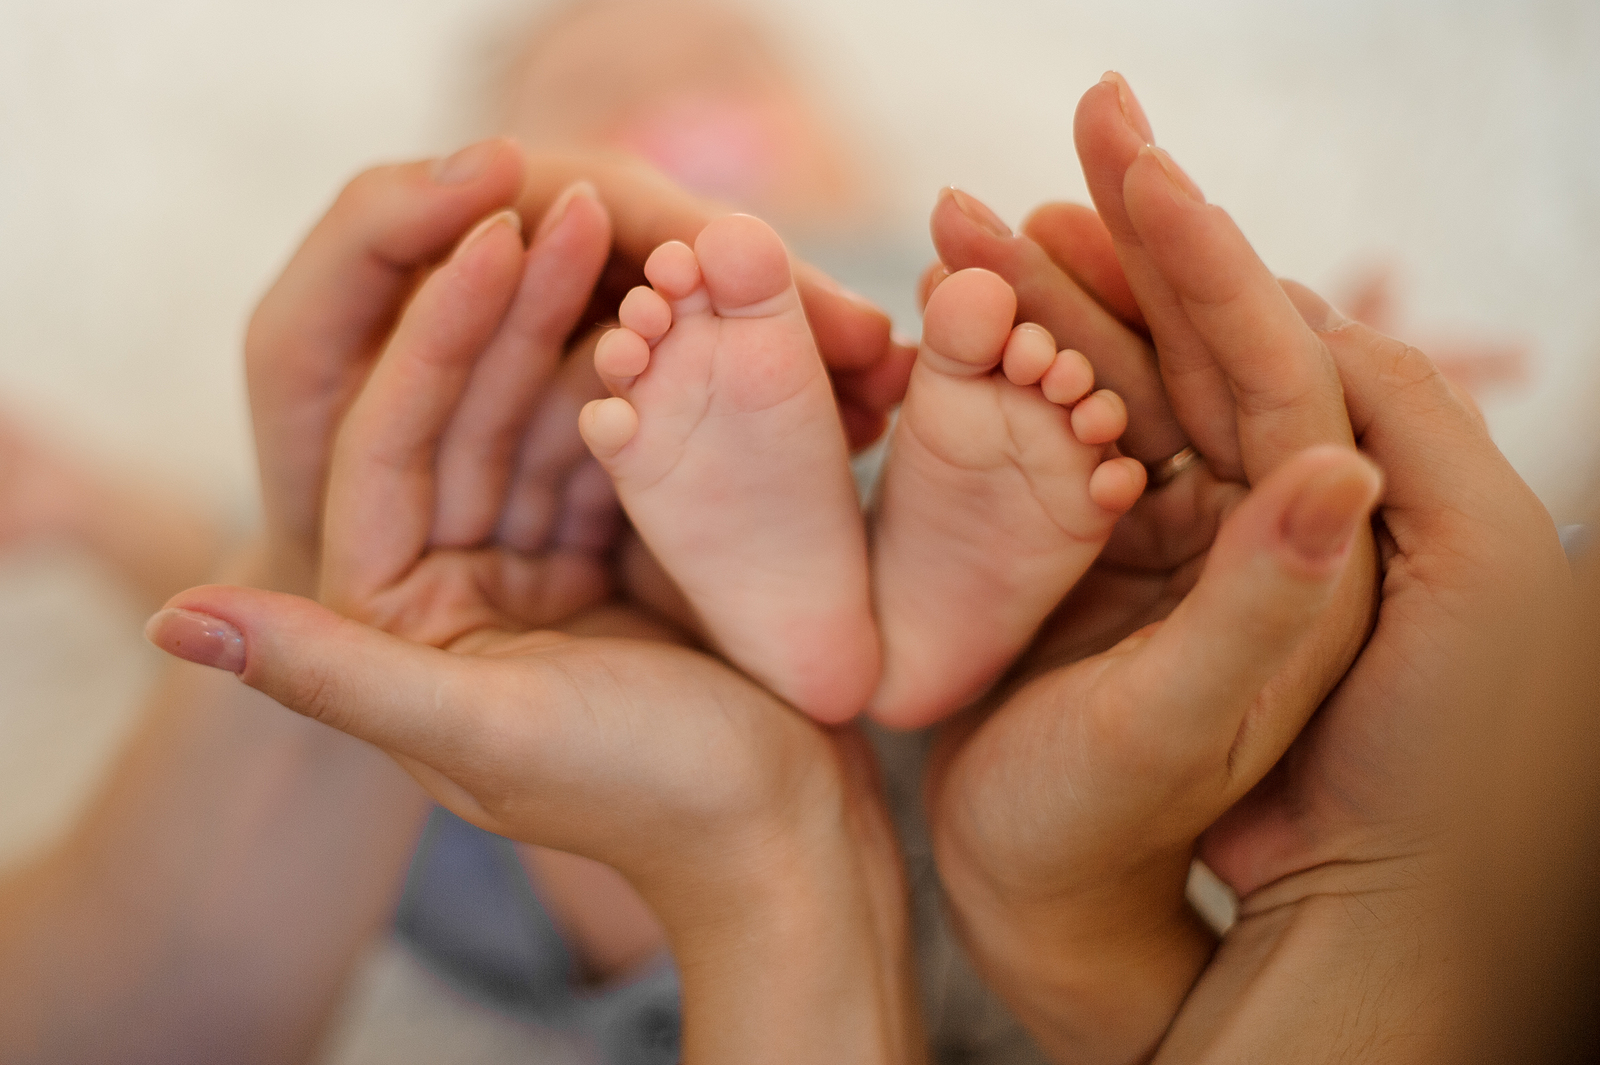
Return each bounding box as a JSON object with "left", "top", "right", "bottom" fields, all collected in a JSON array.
[
  {"left": 248, "top": 140, "right": 524, "bottom": 583},
  {"left": 516, "top": 151, "right": 899, "bottom": 380},
  {"left": 916, "top": 261, "right": 951, "bottom": 313},
  {"left": 1122, "top": 143, "right": 1355, "bottom": 481},
  {"left": 1073, "top": 75, "right": 1243, "bottom": 474},
  {"left": 1115, "top": 446, "right": 1382, "bottom": 782},
  {"left": 832, "top": 334, "right": 919, "bottom": 450},
  {"left": 432, "top": 182, "right": 612, "bottom": 547},
  {"left": 499, "top": 334, "right": 614, "bottom": 553},
  {"left": 1019, "top": 200, "right": 1144, "bottom": 329},
  {"left": 930, "top": 186, "right": 1185, "bottom": 465},
  {"left": 1281, "top": 283, "right": 1556, "bottom": 551},
  {"left": 320, "top": 211, "right": 527, "bottom": 608},
  {"left": 145, "top": 586, "right": 491, "bottom": 760}
]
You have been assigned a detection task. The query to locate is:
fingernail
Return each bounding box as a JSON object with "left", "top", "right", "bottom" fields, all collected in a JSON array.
[
  {"left": 145, "top": 608, "right": 246, "bottom": 674},
  {"left": 533, "top": 180, "right": 597, "bottom": 242},
  {"left": 453, "top": 209, "right": 522, "bottom": 260},
  {"left": 1144, "top": 146, "right": 1205, "bottom": 204},
  {"left": 1101, "top": 71, "right": 1155, "bottom": 144},
  {"left": 430, "top": 139, "right": 501, "bottom": 186},
  {"left": 947, "top": 188, "right": 1012, "bottom": 238},
  {"left": 1282, "top": 456, "right": 1382, "bottom": 565},
  {"left": 1315, "top": 301, "right": 1352, "bottom": 333}
]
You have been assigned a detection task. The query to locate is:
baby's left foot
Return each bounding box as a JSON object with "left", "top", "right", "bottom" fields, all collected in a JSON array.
[
  {"left": 870, "top": 268, "right": 1146, "bottom": 728},
  {"left": 579, "top": 214, "right": 878, "bottom": 722}
]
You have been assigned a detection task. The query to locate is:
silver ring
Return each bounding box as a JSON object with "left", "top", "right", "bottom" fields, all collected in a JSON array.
[{"left": 1147, "top": 445, "right": 1201, "bottom": 489}]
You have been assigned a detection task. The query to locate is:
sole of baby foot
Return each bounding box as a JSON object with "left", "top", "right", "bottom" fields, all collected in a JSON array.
[
  {"left": 870, "top": 267, "right": 1145, "bottom": 729},
  {"left": 578, "top": 213, "right": 879, "bottom": 723}
]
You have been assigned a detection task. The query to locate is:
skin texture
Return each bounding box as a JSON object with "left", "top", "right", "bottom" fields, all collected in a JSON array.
[
  {"left": 927, "top": 76, "right": 1571, "bottom": 1065},
  {"left": 581, "top": 214, "right": 878, "bottom": 723},
  {"left": 0, "top": 141, "right": 915, "bottom": 1063},
  {"left": 869, "top": 266, "right": 1144, "bottom": 728},
  {"left": 149, "top": 189, "right": 927, "bottom": 1061}
]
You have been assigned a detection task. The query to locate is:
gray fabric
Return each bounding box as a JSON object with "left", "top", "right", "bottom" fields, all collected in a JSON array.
[{"left": 396, "top": 808, "right": 680, "bottom": 1065}]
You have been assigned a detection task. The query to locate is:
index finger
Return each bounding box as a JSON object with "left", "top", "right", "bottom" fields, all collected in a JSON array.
[
  {"left": 248, "top": 139, "right": 526, "bottom": 585},
  {"left": 517, "top": 151, "right": 901, "bottom": 386},
  {"left": 929, "top": 187, "right": 1186, "bottom": 466},
  {"left": 1122, "top": 145, "right": 1355, "bottom": 482}
]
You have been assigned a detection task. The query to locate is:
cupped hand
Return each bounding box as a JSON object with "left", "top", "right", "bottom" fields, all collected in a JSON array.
[
  {"left": 925, "top": 75, "right": 1571, "bottom": 1064},
  {"left": 153, "top": 160, "right": 925, "bottom": 1061},
  {"left": 921, "top": 77, "right": 1399, "bottom": 1062},
  {"left": 247, "top": 141, "right": 914, "bottom": 600}
]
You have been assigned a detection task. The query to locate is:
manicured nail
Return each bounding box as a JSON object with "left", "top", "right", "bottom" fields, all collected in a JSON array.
[
  {"left": 1146, "top": 146, "right": 1205, "bottom": 204},
  {"left": 1101, "top": 71, "right": 1155, "bottom": 144},
  {"left": 453, "top": 209, "right": 522, "bottom": 260},
  {"left": 1312, "top": 299, "right": 1352, "bottom": 333},
  {"left": 947, "top": 188, "right": 1012, "bottom": 238},
  {"left": 431, "top": 139, "right": 501, "bottom": 186},
  {"left": 533, "top": 180, "right": 598, "bottom": 242},
  {"left": 145, "top": 608, "right": 246, "bottom": 673},
  {"left": 1282, "top": 456, "right": 1382, "bottom": 565}
]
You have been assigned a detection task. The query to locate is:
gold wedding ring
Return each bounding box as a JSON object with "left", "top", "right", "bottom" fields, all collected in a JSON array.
[{"left": 1147, "top": 445, "right": 1201, "bottom": 489}]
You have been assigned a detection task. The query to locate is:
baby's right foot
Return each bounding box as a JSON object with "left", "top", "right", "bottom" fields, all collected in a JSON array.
[
  {"left": 870, "top": 268, "right": 1146, "bottom": 728},
  {"left": 578, "top": 214, "right": 878, "bottom": 723}
]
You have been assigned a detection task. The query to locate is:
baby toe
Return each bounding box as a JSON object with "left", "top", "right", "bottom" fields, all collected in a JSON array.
[
  {"left": 642, "top": 240, "right": 703, "bottom": 301},
  {"left": 694, "top": 213, "right": 794, "bottom": 313},
  {"left": 1040, "top": 348, "right": 1095, "bottom": 405},
  {"left": 920, "top": 268, "right": 1017, "bottom": 377},
  {"left": 1069, "top": 388, "right": 1127, "bottom": 446},
  {"left": 1001, "top": 323, "right": 1057, "bottom": 386},
  {"left": 594, "top": 327, "right": 652, "bottom": 385},
  {"left": 618, "top": 285, "right": 672, "bottom": 339},
  {"left": 1088, "top": 456, "right": 1147, "bottom": 514}
]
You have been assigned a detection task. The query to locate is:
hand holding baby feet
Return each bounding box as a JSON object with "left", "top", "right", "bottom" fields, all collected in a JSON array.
[
  {"left": 579, "top": 213, "right": 878, "bottom": 723},
  {"left": 870, "top": 267, "right": 1145, "bottom": 728}
]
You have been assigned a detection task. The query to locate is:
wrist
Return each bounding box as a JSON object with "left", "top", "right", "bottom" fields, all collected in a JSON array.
[
  {"left": 937, "top": 839, "right": 1214, "bottom": 1065},
  {"left": 641, "top": 781, "right": 923, "bottom": 1064}
]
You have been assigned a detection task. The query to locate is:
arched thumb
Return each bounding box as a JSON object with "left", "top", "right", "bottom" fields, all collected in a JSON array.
[{"left": 145, "top": 584, "right": 476, "bottom": 761}]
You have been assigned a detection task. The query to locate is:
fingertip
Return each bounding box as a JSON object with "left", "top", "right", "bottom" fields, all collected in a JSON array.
[
  {"left": 916, "top": 261, "right": 951, "bottom": 312},
  {"left": 1280, "top": 447, "right": 1382, "bottom": 571},
  {"left": 145, "top": 606, "right": 247, "bottom": 674}
]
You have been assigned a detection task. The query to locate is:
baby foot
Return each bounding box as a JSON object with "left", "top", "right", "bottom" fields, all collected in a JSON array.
[
  {"left": 870, "top": 267, "right": 1146, "bottom": 728},
  {"left": 578, "top": 213, "right": 878, "bottom": 722}
]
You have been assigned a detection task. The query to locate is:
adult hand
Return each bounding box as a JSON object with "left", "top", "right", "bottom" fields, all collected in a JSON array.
[
  {"left": 249, "top": 141, "right": 913, "bottom": 597},
  {"left": 924, "top": 73, "right": 1386, "bottom": 1060},
  {"left": 927, "top": 76, "right": 1569, "bottom": 1064},
  {"left": 150, "top": 195, "right": 925, "bottom": 1063}
]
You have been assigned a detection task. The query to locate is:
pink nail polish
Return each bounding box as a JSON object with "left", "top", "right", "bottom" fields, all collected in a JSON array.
[
  {"left": 947, "top": 188, "right": 1012, "bottom": 238},
  {"left": 1147, "top": 146, "right": 1206, "bottom": 204},
  {"left": 1100, "top": 71, "right": 1155, "bottom": 144},
  {"left": 533, "top": 180, "right": 598, "bottom": 242},
  {"left": 145, "top": 608, "right": 246, "bottom": 674},
  {"left": 431, "top": 139, "right": 501, "bottom": 186},
  {"left": 1282, "top": 458, "right": 1382, "bottom": 565}
]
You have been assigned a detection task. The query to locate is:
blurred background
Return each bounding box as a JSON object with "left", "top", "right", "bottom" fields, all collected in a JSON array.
[{"left": 2, "top": 0, "right": 1598, "bottom": 1059}]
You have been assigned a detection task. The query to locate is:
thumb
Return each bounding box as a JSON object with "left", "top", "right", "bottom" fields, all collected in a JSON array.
[
  {"left": 1125, "top": 445, "right": 1381, "bottom": 773},
  {"left": 145, "top": 584, "right": 490, "bottom": 763}
]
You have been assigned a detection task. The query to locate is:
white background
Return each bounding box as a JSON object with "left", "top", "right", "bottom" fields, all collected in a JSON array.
[{"left": 2, "top": 0, "right": 1597, "bottom": 1057}]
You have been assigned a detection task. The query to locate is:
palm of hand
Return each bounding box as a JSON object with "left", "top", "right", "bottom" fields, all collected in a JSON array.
[{"left": 928, "top": 468, "right": 1243, "bottom": 894}]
